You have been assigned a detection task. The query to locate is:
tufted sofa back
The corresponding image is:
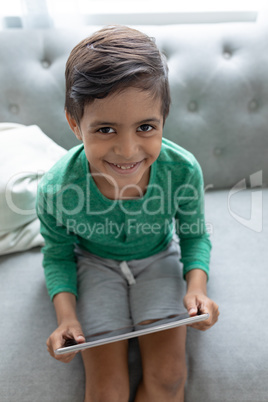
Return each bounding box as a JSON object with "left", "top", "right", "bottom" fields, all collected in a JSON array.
[{"left": 0, "top": 13, "right": 268, "bottom": 189}]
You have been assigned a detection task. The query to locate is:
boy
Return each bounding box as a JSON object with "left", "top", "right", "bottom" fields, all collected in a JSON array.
[{"left": 37, "top": 25, "right": 219, "bottom": 402}]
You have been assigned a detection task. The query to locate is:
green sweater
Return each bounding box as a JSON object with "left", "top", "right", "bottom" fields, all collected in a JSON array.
[{"left": 36, "top": 138, "right": 211, "bottom": 300}]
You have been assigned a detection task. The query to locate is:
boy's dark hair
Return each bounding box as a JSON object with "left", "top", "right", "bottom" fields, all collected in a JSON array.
[{"left": 65, "top": 25, "right": 171, "bottom": 125}]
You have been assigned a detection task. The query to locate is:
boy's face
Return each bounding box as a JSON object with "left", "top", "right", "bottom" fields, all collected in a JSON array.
[{"left": 66, "top": 87, "right": 163, "bottom": 199}]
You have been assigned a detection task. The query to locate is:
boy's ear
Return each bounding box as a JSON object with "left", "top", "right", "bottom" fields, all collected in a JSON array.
[{"left": 65, "top": 110, "right": 82, "bottom": 140}]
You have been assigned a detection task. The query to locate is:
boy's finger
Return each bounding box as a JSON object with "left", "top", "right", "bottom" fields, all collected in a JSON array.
[
  {"left": 188, "top": 307, "right": 198, "bottom": 316},
  {"left": 71, "top": 327, "right": 86, "bottom": 343},
  {"left": 198, "top": 303, "right": 209, "bottom": 315},
  {"left": 75, "top": 335, "right": 86, "bottom": 343},
  {"left": 184, "top": 297, "right": 198, "bottom": 316}
]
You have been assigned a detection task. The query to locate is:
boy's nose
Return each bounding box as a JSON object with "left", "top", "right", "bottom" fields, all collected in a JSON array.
[{"left": 113, "top": 134, "right": 139, "bottom": 160}]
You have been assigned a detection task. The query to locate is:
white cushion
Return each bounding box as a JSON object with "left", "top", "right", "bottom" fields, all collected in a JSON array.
[{"left": 0, "top": 123, "right": 67, "bottom": 255}]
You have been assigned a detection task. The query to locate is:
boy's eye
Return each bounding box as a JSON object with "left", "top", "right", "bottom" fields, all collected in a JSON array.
[
  {"left": 98, "top": 127, "right": 115, "bottom": 134},
  {"left": 137, "top": 124, "right": 153, "bottom": 132}
]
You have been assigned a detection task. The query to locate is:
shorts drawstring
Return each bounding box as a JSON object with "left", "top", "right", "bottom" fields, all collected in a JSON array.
[{"left": 119, "top": 261, "right": 136, "bottom": 285}]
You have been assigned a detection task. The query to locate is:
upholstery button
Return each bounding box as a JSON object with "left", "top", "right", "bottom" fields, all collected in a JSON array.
[
  {"left": 188, "top": 101, "right": 198, "bottom": 112},
  {"left": 214, "top": 147, "right": 223, "bottom": 156},
  {"left": 248, "top": 99, "right": 258, "bottom": 111},
  {"left": 9, "top": 104, "right": 19, "bottom": 114},
  {"left": 41, "top": 60, "right": 50, "bottom": 69},
  {"left": 223, "top": 51, "right": 232, "bottom": 59}
]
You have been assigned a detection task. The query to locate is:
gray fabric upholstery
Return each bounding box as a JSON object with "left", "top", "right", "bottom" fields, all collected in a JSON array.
[
  {"left": 1, "top": 12, "right": 268, "bottom": 402},
  {"left": 1, "top": 190, "right": 267, "bottom": 401},
  {"left": 0, "top": 15, "right": 268, "bottom": 188},
  {"left": 0, "top": 249, "right": 141, "bottom": 402}
]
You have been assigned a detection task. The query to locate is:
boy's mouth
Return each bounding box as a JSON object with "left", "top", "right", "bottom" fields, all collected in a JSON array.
[
  {"left": 106, "top": 160, "right": 143, "bottom": 174},
  {"left": 112, "top": 162, "right": 138, "bottom": 170}
]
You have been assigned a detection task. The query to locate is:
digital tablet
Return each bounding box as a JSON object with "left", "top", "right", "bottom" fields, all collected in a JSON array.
[{"left": 55, "top": 312, "right": 209, "bottom": 355}]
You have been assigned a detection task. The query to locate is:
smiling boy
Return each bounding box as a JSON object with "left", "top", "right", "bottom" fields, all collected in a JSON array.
[
  {"left": 37, "top": 26, "right": 219, "bottom": 402},
  {"left": 67, "top": 87, "right": 163, "bottom": 200}
]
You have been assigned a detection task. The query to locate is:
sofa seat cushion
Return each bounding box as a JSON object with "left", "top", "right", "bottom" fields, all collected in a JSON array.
[{"left": 0, "top": 189, "right": 267, "bottom": 402}]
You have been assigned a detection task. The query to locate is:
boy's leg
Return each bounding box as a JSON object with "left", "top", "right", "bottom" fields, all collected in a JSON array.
[
  {"left": 81, "top": 340, "right": 129, "bottom": 402},
  {"left": 135, "top": 326, "right": 187, "bottom": 402},
  {"left": 128, "top": 240, "right": 187, "bottom": 400},
  {"left": 75, "top": 249, "right": 133, "bottom": 402}
]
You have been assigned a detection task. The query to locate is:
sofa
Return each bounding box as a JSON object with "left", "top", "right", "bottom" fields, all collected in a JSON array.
[{"left": 0, "top": 12, "right": 268, "bottom": 402}]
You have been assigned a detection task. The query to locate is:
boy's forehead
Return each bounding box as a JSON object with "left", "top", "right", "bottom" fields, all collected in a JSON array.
[{"left": 84, "top": 88, "right": 163, "bottom": 121}]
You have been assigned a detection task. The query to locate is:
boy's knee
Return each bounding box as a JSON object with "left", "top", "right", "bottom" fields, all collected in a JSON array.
[
  {"left": 85, "top": 378, "right": 129, "bottom": 402},
  {"left": 86, "top": 391, "right": 129, "bottom": 402},
  {"left": 163, "top": 369, "right": 187, "bottom": 396},
  {"left": 144, "top": 361, "right": 187, "bottom": 396}
]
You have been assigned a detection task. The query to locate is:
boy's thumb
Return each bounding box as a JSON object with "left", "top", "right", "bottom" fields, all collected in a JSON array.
[
  {"left": 73, "top": 328, "right": 85, "bottom": 344},
  {"left": 184, "top": 298, "right": 198, "bottom": 316},
  {"left": 76, "top": 335, "right": 85, "bottom": 344},
  {"left": 188, "top": 307, "right": 198, "bottom": 316}
]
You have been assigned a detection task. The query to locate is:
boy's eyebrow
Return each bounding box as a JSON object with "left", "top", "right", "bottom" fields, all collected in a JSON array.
[{"left": 88, "top": 117, "right": 162, "bottom": 128}]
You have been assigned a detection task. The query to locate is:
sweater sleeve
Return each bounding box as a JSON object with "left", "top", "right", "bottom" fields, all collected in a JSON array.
[
  {"left": 36, "top": 186, "right": 78, "bottom": 301},
  {"left": 175, "top": 160, "right": 212, "bottom": 280}
]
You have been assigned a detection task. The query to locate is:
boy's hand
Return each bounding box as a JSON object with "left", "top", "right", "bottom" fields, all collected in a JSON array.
[
  {"left": 184, "top": 291, "right": 219, "bottom": 331},
  {"left": 184, "top": 269, "right": 219, "bottom": 331},
  {"left": 46, "top": 319, "right": 85, "bottom": 363}
]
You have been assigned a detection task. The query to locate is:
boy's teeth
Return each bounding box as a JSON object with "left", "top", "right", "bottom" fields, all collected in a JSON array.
[{"left": 113, "top": 163, "right": 136, "bottom": 170}]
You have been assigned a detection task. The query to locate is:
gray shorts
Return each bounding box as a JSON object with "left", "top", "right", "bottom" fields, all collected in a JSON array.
[{"left": 75, "top": 239, "right": 186, "bottom": 337}]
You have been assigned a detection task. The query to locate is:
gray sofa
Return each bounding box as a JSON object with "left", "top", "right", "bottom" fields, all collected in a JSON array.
[{"left": 1, "top": 13, "right": 268, "bottom": 402}]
